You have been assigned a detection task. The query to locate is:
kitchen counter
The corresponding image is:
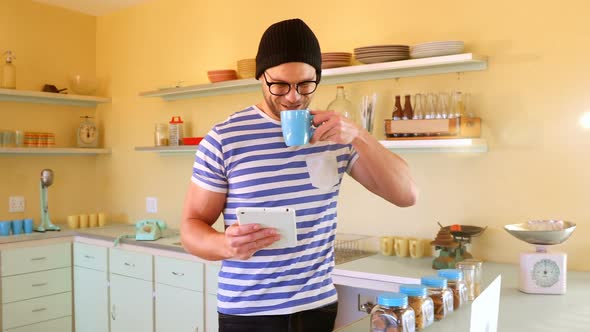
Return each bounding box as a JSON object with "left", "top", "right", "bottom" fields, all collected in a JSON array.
[
  {"left": 2, "top": 227, "right": 589, "bottom": 331},
  {"left": 0, "top": 223, "right": 186, "bottom": 252},
  {"left": 335, "top": 256, "right": 590, "bottom": 332}
]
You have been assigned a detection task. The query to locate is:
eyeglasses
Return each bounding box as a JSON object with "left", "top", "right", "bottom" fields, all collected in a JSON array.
[{"left": 262, "top": 72, "right": 319, "bottom": 96}]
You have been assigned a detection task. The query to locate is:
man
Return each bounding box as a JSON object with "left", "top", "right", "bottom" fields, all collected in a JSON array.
[{"left": 181, "top": 18, "right": 417, "bottom": 331}]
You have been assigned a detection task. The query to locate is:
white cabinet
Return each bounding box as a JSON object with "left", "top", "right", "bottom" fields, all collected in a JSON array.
[
  {"left": 73, "top": 242, "right": 109, "bottom": 332},
  {"left": 204, "top": 263, "right": 221, "bottom": 332},
  {"left": 155, "top": 283, "right": 203, "bottom": 332},
  {"left": 109, "top": 274, "right": 153, "bottom": 332},
  {"left": 109, "top": 248, "right": 154, "bottom": 332},
  {"left": 154, "top": 256, "right": 204, "bottom": 332},
  {"left": 0, "top": 242, "right": 72, "bottom": 332}
]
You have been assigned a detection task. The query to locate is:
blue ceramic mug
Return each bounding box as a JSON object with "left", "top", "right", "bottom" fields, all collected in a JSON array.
[
  {"left": 0, "top": 221, "right": 11, "bottom": 236},
  {"left": 11, "top": 219, "right": 24, "bottom": 235},
  {"left": 24, "top": 218, "right": 34, "bottom": 234},
  {"left": 281, "top": 110, "right": 315, "bottom": 146}
]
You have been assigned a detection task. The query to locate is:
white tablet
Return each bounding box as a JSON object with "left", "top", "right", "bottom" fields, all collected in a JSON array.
[{"left": 236, "top": 207, "right": 297, "bottom": 249}]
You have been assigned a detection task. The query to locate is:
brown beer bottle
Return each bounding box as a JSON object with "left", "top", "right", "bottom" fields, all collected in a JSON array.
[
  {"left": 392, "top": 95, "right": 403, "bottom": 120},
  {"left": 403, "top": 95, "right": 414, "bottom": 120}
]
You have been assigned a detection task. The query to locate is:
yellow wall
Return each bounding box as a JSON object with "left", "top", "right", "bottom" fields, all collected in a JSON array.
[
  {"left": 0, "top": 0, "right": 103, "bottom": 222},
  {"left": 3, "top": 0, "right": 589, "bottom": 270}
]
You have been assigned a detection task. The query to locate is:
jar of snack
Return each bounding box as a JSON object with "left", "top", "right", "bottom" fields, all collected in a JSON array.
[
  {"left": 421, "top": 275, "right": 453, "bottom": 320},
  {"left": 370, "top": 292, "right": 416, "bottom": 332},
  {"left": 437, "top": 269, "right": 468, "bottom": 310},
  {"left": 398, "top": 284, "right": 434, "bottom": 330}
]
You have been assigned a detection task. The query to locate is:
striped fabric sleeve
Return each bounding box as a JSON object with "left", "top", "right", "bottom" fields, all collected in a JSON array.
[
  {"left": 191, "top": 128, "right": 228, "bottom": 193},
  {"left": 346, "top": 146, "right": 359, "bottom": 173}
]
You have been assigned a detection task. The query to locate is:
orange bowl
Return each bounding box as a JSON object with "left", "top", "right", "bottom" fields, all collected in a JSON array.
[{"left": 207, "top": 69, "right": 238, "bottom": 83}]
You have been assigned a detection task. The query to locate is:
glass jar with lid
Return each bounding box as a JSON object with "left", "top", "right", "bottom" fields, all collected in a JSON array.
[
  {"left": 154, "top": 123, "right": 168, "bottom": 146},
  {"left": 421, "top": 275, "right": 453, "bottom": 320},
  {"left": 462, "top": 258, "right": 483, "bottom": 297},
  {"left": 455, "top": 261, "right": 477, "bottom": 300},
  {"left": 437, "top": 269, "right": 468, "bottom": 310},
  {"left": 399, "top": 284, "right": 434, "bottom": 330},
  {"left": 370, "top": 292, "right": 416, "bottom": 332}
]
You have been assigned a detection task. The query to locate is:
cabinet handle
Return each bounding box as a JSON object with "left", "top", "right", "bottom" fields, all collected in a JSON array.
[
  {"left": 172, "top": 271, "right": 185, "bottom": 276},
  {"left": 32, "top": 307, "right": 47, "bottom": 313},
  {"left": 111, "top": 304, "right": 116, "bottom": 320},
  {"left": 124, "top": 262, "right": 135, "bottom": 267},
  {"left": 30, "top": 257, "right": 47, "bottom": 261},
  {"left": 32, "top": 282, "right": 48, "bottom": 287},
  {"left": 84, "top": 255, "right": 95, "bottom": 259}
]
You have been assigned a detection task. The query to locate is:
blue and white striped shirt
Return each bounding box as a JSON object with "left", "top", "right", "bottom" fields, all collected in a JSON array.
[{"left": 191, "top": 105, "right": 358, "bottom": 315}]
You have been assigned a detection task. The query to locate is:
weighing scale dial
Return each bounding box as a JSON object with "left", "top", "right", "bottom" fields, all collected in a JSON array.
[
  {"left": 531, "top": 258, "right": 560, "bottom": 287},
  {"left": 77, "top": 116, "right": 98, "bottom": 148},
  {"left": 519, "top": 251, "right": 567, "bottom": 294}
]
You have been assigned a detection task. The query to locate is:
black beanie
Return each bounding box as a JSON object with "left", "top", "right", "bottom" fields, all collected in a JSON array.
[{"left": 255, "top": 18, "right": 322, "bottom": 82}]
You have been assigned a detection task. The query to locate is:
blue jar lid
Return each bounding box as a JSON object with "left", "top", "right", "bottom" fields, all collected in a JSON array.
[
  {"left": 438, "top": 269, "right": 463, "bottom": 281},
  {"left": 421, "top": 275, "right": 447, "bottom": 288},
  {"left": 377, "top": 292, "right": 408, "bottom": 307},
  {"left": 399, "top": 284, "right": 428, "bottom": 297}
]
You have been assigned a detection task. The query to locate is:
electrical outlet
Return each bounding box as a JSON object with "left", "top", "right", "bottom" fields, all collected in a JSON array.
[
  {"left": 146, "top": 197, "right": 158, "bottom": 213},
  {"left": 358, "top": 294, "right": 375, "bottom": 313},
  {"left": 8, "top": 196, "right": 25, "bottom": 213}
]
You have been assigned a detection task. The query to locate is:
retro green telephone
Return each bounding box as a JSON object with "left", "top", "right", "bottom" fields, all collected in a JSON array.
[
  {"left": 135, "top": 219, "right": 166, "bottom": 240},
  {"left": 114, "top": 219, "right": 167, "bottom": 246}
]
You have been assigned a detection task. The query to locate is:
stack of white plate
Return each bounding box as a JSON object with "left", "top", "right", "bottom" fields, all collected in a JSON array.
[
  {"left": 410, "top": 41, "right": 464, "bottom": 59},
  {"left": 237, "top": 58, "right": 256, "bottom": 79},
  {"left": 321, "top": 52, "right": 352, "bottom": 69},
  {"left": 354, "top": 45, "right": 410, "bottom": 64}
]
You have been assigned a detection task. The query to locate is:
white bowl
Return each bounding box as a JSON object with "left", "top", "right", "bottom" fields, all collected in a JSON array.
[{"left": 69, "top": 74, "right": 98, "bottom": 95}]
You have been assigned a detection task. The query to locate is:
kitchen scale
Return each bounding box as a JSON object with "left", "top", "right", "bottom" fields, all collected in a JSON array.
[
  {"left": 504, "top": 220, "right": 576, "bottom": 294},
  {"left": 431, "top": 223, "right": 486, "bottom": 269}
]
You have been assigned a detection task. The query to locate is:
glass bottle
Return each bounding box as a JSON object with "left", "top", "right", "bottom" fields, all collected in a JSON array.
[
  {"left": 413, "top": 94, "right": 424, "bottom": 120},
  {"left": 370, "top": 292, "right": 416, "bottom": 332},
  {"left": 438, "top": 93, "right": 450, "bottom": 119},
  {"left": 451, "top": 91, "right": 465, "bottom": 119},
  {"left": 425, "top": 93, "right": 437, "bottom": 120},
  {"left": 327, "top": 86, "right": 355, "bottom": 122},
  {"left": 421, "top": 275, "right": 453, "bottom": 321},
  {"left": 392, "top": 95, "right": 403, "bottom": 121},
  {"left": 1, "top": 50, "right": 16, "bottom": 89},
  {"left": 402, "top": 95, "right": 414, "bottom": 120},
  {"left": 437, "top": 269, "right": 468, "bottom": 310},
  {"left": 399, "top": 284, "right": 434, "bottom": 330}
]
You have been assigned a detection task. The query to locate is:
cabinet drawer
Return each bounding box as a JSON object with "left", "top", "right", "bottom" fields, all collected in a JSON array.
[
  {"left": 1, "top": 243, "right": 71, "bottom": 277},
  {"left": 109, "top": 248, "right": 152, "bottom": 281},
  {"left": 3, "top": 316, "right": 72, "bottom": 332},
  {"left": 155, "top": 256, "right": 203, "bottom": 291},
  {"left": 205, "top": 263, "right": 221, "bottom": 295},
  {"left": 2, "top": 292, "right": 72, "bottom": 330},
  {"left": 2, "top": 268, "right": 72, "bottom": 304},
  {"left": 74, "top": 242, "right": 108, "bottom": 271}
]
